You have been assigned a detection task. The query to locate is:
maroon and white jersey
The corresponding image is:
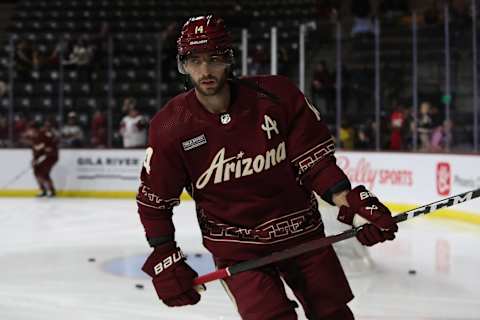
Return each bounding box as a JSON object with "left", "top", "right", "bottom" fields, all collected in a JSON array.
[
  {"left": 32, "top": 127, "right": 59, "bottom": 162},
  {"left": 137, "top": 75, "right": 349, "bottom": 260}
]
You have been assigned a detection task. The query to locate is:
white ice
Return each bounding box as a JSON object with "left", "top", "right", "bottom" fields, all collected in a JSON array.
[{"left": 0, "top": 198, "right": 479, "bottom": 320}]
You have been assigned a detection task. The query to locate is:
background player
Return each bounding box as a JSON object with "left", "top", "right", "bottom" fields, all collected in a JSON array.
[
  {"left": 30, "top": 118, "right": 59, "bottom": 197},
  {"left": 137, "top": 15, "right": 398, "bottom": 320}
]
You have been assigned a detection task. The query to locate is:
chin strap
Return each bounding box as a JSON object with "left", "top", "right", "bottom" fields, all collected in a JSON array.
[{"left": 183, "top": 75, "right": 190, "bottom": 91}]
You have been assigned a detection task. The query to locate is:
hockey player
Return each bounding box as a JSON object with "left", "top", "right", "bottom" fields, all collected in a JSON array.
[
  {"left": 137, "top": 15, "right": 398, "bottom": 320},
  {"left": 31, "top": 119, "right": 58, "bottom": 197}
]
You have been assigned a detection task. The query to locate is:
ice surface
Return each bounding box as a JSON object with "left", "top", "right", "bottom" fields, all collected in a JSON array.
[{"left": 0, "top": 198, "right": 479, "bottom": 319}]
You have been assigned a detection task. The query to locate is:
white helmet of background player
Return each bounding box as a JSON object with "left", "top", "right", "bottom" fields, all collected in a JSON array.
[{"left": 176, "top": 14, "right": 234, "bottom": 75}]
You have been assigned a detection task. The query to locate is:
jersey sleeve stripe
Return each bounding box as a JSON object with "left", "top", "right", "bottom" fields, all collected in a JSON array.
[
  {"left": 291, "top": 138, "right": 336, "bottom": 175},
  {"left": 291, "top": 137, "right": 335, "bottom": 163}
]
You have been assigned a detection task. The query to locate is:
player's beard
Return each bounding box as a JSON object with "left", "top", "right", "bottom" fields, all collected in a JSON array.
[{"left": 190, "top": 70, "right": 228, "bottom": 97}]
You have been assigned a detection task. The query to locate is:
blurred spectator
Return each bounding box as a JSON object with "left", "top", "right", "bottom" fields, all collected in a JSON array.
[
  {"left": 355, "top": 123, "right": 373, "bottom": 150},
  {"left": 121, "top": 97, "right": 137, "bottom": 114},
  {"left": 388, "top": 102, "right": 407, "bottom": 150},
  {"left": 311, "top": 61, "right": 335, "bottom": 116},
  {"left": 0, "top": 115, "right": 8, "bottom": 147},
  {"left": 119, "top": 106, "right": 147, "bottom": 148},
  {"left": 351, "top": 0, "right": 374, "bottom": 36},
  {"left": 90, "top": 110, "right": 107, "bottom": 148},
  {"left": 112, "top": 97, "right": 139, "bottom": 147},
  {"left": 63, "top": 36, "right": 95, "bottom": 84},
  {"left": 250, "top": 44, "right": 268, "bottom": 75},
  {"left": 417, "top": 101, "right": 434, "bottom": 151},
  {"left": 63, "top": 37, "right": 94, "bottom": 66},
  {"left": 430, "top": 119, "right": 453, "bottom": 152},
  {"left": 401, "top": 106, "right": 415, "bottom": 150},
  {"left": 15, "top": 40, "right": 40, "bottom": 79},
  {"left": 60, "top": 112, "right": 85, "bottom": 148},
  {"left": 339, "top": 120, "right": 355, "bottom": 149}
]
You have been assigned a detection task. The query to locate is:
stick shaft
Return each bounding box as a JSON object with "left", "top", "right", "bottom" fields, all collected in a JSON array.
[
  {"left": 1, "top": 166, "right": 32, "bottom": 189},
  {"left": 193, "top": 188, "right": 480, "bottom": 285},
  {"left": 393, "top": 188, "right": 480, "bottom": 223}
]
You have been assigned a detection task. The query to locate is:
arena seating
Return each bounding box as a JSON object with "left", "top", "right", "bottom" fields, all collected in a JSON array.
[{"left": 1, "top": 0, "right": 313, "bottom": 139}]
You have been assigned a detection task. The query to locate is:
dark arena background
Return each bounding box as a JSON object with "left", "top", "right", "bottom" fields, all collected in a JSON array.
[{"left": 0, "top": 1, "right": 479, "bottom": 319}]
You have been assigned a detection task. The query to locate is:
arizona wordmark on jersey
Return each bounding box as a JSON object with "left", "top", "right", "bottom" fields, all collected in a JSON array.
[{"left": 195, "top": 141, "right": 286, "bottom": 189}]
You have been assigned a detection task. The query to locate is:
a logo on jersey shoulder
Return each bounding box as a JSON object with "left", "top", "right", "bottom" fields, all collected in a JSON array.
[
  {"left": 182, "top": 134, "right": 207, "bottom": 151},
  {"left": 261, "top": 114, "right": 279, "bottom": 140}
]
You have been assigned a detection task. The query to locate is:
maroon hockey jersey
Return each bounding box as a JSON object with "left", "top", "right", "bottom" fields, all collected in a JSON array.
[
  {"left": 137, "top": 75, "right": 349, "bottom": 260},
  {"left": 32, "top": 127, "right": 58, "bottom": 162}
]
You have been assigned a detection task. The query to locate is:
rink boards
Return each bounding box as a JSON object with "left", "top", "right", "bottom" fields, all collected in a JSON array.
[{"left": 0, "top": 148, "right": 479, "bottom": 223}]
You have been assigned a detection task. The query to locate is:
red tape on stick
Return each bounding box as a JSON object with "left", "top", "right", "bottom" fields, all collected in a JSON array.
[{"left": 193, "top": 268, "right": 230, "bottom": 286}]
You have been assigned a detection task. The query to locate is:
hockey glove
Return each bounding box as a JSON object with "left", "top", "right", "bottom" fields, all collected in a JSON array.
[
  {"left": 337, "top": 185, "right": 398, "bottom": 246},
  {"left": 32, "top": 155, "right": 47, "bottom": 167},
  {"left": 142, "top": 241, "right": 202, "bottom": 306}
]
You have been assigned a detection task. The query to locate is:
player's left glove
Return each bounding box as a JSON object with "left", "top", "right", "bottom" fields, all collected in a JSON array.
[
  {"left": 142, "top": 241, "right": 202, "bottom": 307},
  {"left": 337, "top": 185, "right": 398, "bottom": 246}
]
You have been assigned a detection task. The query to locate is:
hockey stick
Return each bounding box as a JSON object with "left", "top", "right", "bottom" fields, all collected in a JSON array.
[
  {"left": 1, "top": 165, "right": 33, "bottom": 189},
  {"left": 193, "top": 188, "right": 480, "bottom": 285},
  {"left": 0, "top": 155, "right": 46, "bottom": 190}
]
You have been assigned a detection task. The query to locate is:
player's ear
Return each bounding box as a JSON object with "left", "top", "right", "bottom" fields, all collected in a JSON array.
[{"left": 177, "top": 55, "right": 188, "bottom": 75}]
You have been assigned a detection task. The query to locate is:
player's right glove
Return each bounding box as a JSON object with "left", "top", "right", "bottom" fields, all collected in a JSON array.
[
  {"left": 142, "top": 241, "right": 202, "bottom": 306},
  {"left": 337, "top": 185, "right": 398, "bottom": 246},
  {"left": 32, "top": 155, "right": 47, "bottom": 167}
]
